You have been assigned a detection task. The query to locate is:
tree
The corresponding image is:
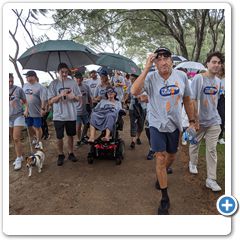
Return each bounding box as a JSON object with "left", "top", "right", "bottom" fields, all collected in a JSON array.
[
  {"left": 207, "top": 9, "right": 225, "bottom": 53},
  {"left": 9, "top": 9, "right": 52, "bottom": 86},
  {"left": 52, "top": 9, "right": 225, "bottom": 65}
]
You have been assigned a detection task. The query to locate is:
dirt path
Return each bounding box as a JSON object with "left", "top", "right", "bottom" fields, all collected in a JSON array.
[{"left": 9, "top": 114, "right": 224, "bottom": 215}]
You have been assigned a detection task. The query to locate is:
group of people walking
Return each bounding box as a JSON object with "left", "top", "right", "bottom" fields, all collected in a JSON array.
[{"left": 9, "top": 46, "right": 225, "bottom": 215}]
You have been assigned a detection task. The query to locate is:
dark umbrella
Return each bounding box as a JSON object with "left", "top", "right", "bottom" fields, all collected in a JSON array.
[
  {"left": 18, "top": 40, "right": 99, "bottom": 72},
  {"left": 96, "top": 52, "right": 141, "bottom": 75}
]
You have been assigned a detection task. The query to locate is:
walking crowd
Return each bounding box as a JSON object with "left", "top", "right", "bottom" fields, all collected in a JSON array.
[{"left": 9, "top": 47, "right": 225, "bottom": 215}]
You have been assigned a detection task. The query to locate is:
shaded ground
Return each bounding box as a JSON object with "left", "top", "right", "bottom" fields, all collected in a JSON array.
[{"left": 9, "top": 113, "right": 224, "bottom": 215}]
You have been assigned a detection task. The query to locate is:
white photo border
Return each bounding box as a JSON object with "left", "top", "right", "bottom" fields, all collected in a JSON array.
[{"left": 2, "top": 1, "right": 231, "bottom": 236}]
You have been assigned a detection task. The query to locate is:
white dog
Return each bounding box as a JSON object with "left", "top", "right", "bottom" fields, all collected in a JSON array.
[{"left": 25, "top": 142, "right": 45, "bottom": 177}]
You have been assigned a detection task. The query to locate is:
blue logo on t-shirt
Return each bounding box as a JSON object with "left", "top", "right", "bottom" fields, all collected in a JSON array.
[
  {"left": 25, "top": 88, "right": 33, "bottom": 95},
  {"left": 100, "top": 89, "right": 106, "bottom": 96},
  {"left": 203, "top": 86, "right": 218, "bottom": 95},
  {"left": 90, "top": 83, "right": 97, "bottom": 89},
  {"left": 159, "top": 85, "right": 180, "bottom": 97},
  {"left": 58, "top": 87, "right": 71, "bottom": 94}
]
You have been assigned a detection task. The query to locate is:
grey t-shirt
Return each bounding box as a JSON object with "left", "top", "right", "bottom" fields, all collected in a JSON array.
[
  {"left": 111, "top": 76, "right": 125, "bottom": 101},
  {"left": 9, "top": 85, "right": 26, "bottom": 118},
  {"left": 93, "top": 84, "right": 109, "bottom": 100},
  {"left": 48, "top": 78, "right": 82, "bottom": 121},
  {"left": 191, "top": 74, "right": 221, "bottom": 127},
  {"left": 76, "top": 83, "right": 92, "bottom": 116},
  {"left": 129, "top": 85, "right": 147, "bottom": 110},
  {"left": 83, "top": 78, "right": 101, "bottom": 97},
  {"left": 144, "top": 69, "right": 191, "bottom": 132},
  {"left": 23, "top": 82, "right": 48, "bottom": 118}
]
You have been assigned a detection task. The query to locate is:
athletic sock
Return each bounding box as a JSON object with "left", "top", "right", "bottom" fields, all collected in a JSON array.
[{"left": 161, "top": 187, "right": 169, "bottom": 200}]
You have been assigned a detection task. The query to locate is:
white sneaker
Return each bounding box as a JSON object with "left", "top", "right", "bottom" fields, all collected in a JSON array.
[
  {"left": 189, "top": 162, "right": 198, "bottom": 174},
  {"left": 182, "top": 140, "right": 187, "bottom": 145},
  {"left": 206, "top": 178, "right": 222, "bottom": 191},
  {"left": 218, "top": 138, "right": 225, "bottom": 144},
  {"left": 14, "top": 156, "right": 23, "bottom": 171},
  {"left": 13, "top": 156, "right": 23, "bottom": 166}
]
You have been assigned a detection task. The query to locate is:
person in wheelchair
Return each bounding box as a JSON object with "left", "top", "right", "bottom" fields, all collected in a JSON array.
[{"left": 88, "top": 86, "right": 124, "bottom": 143}]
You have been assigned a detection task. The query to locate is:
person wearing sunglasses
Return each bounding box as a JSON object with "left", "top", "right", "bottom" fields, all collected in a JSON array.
[
  {"left": 131, "top": 47, "right": 195, "bottom": 215},
  {"left": 88, "top": 86, "right": 122, "bottom": 143}
]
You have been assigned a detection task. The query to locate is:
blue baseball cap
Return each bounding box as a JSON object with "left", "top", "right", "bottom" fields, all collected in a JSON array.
[
  {"left": 97, "top": 68, "right": 108, "bottom": 76},
  {"left": 24, "top": 70, "right": 37, "bottom": 77}
]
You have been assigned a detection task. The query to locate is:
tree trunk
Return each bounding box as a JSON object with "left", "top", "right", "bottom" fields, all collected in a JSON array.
[
  {"left": 14, "top": 63, "right": 25, "bottom": 87},
  {"left": 193, "top": 10, "right": 208, "bottom": 62},
  {"left": 220, "top": 34, "right": 225, "bottom": 53}
]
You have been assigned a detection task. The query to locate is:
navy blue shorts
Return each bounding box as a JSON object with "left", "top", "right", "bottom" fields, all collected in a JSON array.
[
  {"left": 149, "top": 127, "right": 179, "bottom": 153},
  {"left": 25, "top": 117, "right": 42, "bottom": 128}
]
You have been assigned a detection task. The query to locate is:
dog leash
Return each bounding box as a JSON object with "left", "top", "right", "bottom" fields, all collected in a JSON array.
[{"left": 25, "top": 124, "right": 34, "bottom": 154}]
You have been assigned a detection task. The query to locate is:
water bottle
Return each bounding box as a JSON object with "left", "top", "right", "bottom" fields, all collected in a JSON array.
[
  {"left": 219, "top": 88, "right": 225, "bottom": 95},
  {"left": 182, "top": 127, "right": 198, "bottom": 144}
]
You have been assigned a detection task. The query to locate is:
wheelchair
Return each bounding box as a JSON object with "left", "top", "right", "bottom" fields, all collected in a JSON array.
[{"left": 87, "top": 110, "right": 126, "bottom": 165}]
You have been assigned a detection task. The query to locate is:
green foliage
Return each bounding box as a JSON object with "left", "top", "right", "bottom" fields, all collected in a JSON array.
[{"left": 52, "top": 9, "right": 225, "bottom": 66}]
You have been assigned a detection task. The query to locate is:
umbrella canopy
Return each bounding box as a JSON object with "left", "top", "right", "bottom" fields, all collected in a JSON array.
[
  {"left": 172, "top": 55, "right": 187, "bottom": 63},
  {"left": 18, "top": 40, "right": 99, "bottom": 72},
  {"left": 175, "top": 61, "right": 206, "bottom": 72},
  {"left": 96, "top": 52, "right": 141, "bottom": 75}
]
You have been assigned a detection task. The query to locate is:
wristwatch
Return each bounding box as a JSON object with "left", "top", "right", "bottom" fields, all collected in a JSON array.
[{"left": 189, "top": 119, "right": 196, "bottom": 124}]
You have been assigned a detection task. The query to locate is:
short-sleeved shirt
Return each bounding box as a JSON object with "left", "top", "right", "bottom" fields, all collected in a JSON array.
[
  {"left": 48, "top": 78, "right": 82, "bottom": 121},
  {"left": 93, "top": 84, "right": 109, "bottom": 100},
  {"left": 23, "top": 82, "right": 48, "bottom": 118},
  {"left": 144, "top": 69, "right": 191, "bottom": 132},
  {"left": 191, "top": 74, "right": 221, "bottom": 127},
  {"left": 9, "top": 85, "right": 26, "bottom": 119},
  {"left": 76, "top": 83, "right": 92, "bottom": 116},
  {"left": 111, "top": 76, "right": 125, "bottom": 100},
  {"left": 129, "top": 85, "right": 147, "bottom": 110},
  {"left": 83, "top": 78, "right": 101, "bottom": 97}
]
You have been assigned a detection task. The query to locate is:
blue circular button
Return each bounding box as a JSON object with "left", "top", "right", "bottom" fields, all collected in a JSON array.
[{"left": 216, "top": 195, "right": 238, "bottom": 216}]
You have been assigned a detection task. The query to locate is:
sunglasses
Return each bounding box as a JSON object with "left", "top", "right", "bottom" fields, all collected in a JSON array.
[
  {"left": 155, "top": 53, "right": 171, "bottom": 59},
  {"left": 107, "top": 90, "right": 115, "bottom": 94}
]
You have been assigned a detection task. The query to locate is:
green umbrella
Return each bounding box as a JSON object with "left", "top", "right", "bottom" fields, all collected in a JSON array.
[
  {"left": 18, "top": 40, "right": 99, "bottom": 72},
  {"left": 96, "top": 52, "right": 141, "bottom": 75}
]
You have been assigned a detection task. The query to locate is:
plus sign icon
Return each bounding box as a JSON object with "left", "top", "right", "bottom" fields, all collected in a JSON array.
[{"left": 216, "top": 195, "right": 239, "bottom": 216}]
